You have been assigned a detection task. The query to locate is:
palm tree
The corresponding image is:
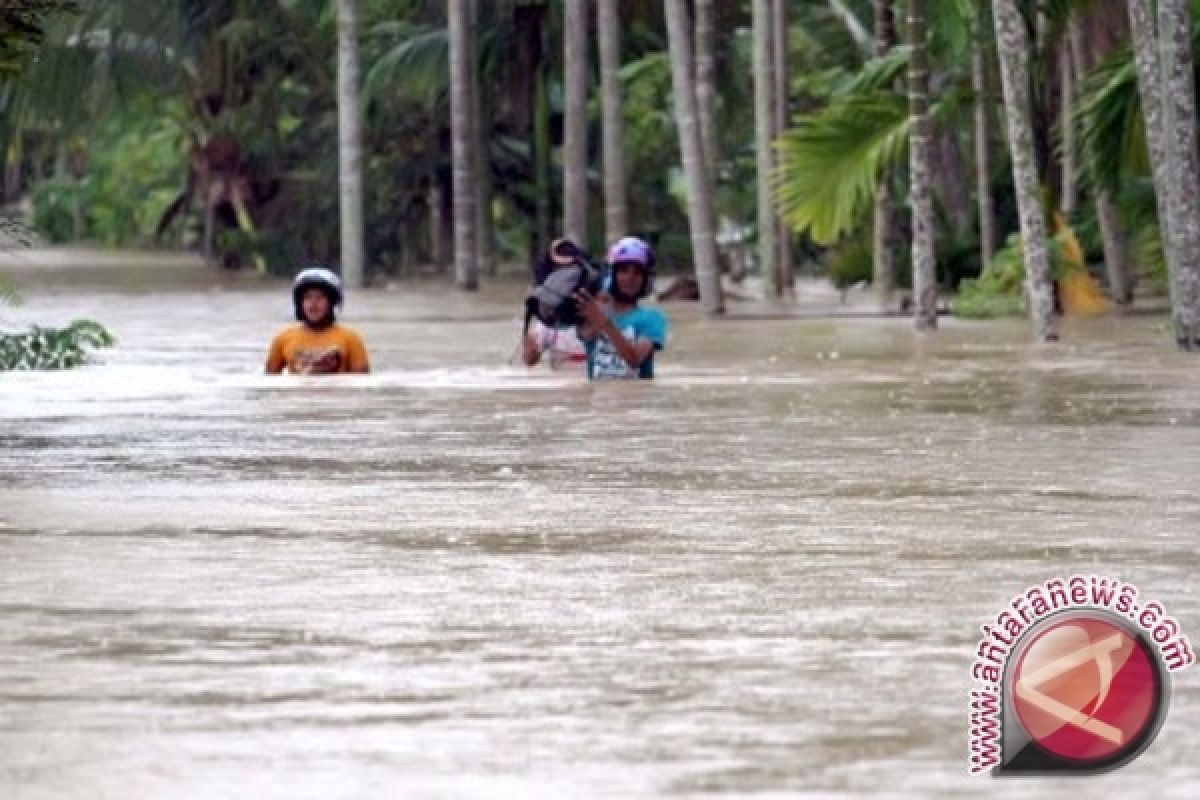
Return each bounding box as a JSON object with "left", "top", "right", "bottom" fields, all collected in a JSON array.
[
  {"left": 972, "top": 4, "right": 996, "bottom": 270},
  {"left": 694, "top": 0, "right": 717, "bottom": 180},
  {"left": 1069, "top": 10, "right": 1131, "bottom": 308},
  {"left": 470, "top": 0, "right": 494, "bottom": 277},
  {"left": 1060, "top": 28, "right": 1077, "bottom": 216},
  {"left": 908, "top": 0, "right": 936, "bottom": 330},
  {"left": 752, "top": 0, "right": 776, "bottom": 297},
  {"left": 597, "top": 0, "right": 626, "bottom": 245},
  {"left": 873, "top": 0, "right": 897, "bottom": 307},
  {"left": 1154, "top": 0, "right": 1200, "bottom": 346},
  {"left": 337, "top": 0, "right": 365, "bottom": 289},
  {"left": 448, "top": 0, "right": 477, "bottom": 290},
  {"left": 563, "top": 0, "right": 588, "bottom": 246},
  {"left": 992, "top": 0, "right": 1056, "bottom": 341},
  {"left": 773, "top": 0, "right": 793, "bottom": 294},
  {"left": 664, "top": 0, "right": 723, "bottom": 313},
  {"left": 1127, "top": 0, "right": 1175, "bottom": 304}
]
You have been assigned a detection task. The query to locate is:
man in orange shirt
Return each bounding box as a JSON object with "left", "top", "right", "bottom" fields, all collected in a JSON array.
[{"left": 265, "top": 267, "right": 370, "bottom": 374}]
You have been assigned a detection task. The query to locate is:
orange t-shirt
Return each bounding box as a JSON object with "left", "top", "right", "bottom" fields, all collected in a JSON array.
[{"left": 265, "top": 324, "right": 370, "bottom": 374}]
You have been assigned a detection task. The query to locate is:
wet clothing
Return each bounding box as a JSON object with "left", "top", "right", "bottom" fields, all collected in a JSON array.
[
  {"left": 528, "top": 319, "right": 586, "bottom": 369},
  {"left": 583, "top": 306, "right": 668, "bottom": 380},
  {"left": 265, "top": 323, "right": 370, "bottom": 374}
]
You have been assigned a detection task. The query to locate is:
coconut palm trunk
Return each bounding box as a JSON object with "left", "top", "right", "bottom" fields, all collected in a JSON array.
[
  {"left": 908, "top": 0, "right": 937, "bottom": 330},
  {"left": 1060, "top": 44, "right": 1077, "bottom": 215},
  {"left": 469, "top": 0, "right": 494, "bottom": 277},
  {"left": 873, "top": 0, "right": 897, "bottom": 307},
  {"left": 1128, "top": 0, "right": 1175, "bottom": 304},
  {"left": 336, "top": 0, "right": 365, "bottom": 288},
  {"left": 772, "top": 0, "right": 794, "bottom": 294},
  {"left": 752, "top": 0, "right": 777, "bottom": 297},
  {"left": 694, "top": 0, "right": 717, "bottom": 180},
  {"left": 973, "top": 5, "right": 996, "bottom": 269},
  {"left": 992, "top": 0, "right": 1057, "bottom": 341},
  {"left": 1156, "top": 0, "right": 1200, "bottom": 347},
  {"left": 597, "top": 0, "right": 627, "bottom": 245},
  {"left": 563, "top": 0, "right": 589, "bottom": 246},
  {"left": 1069, "top": 15, "right": 1132, "bottom": 308},
  {"left": 664, "top": 0, "right": 724, "bottom": 313},
  {"left": 448, "top": 0, "right": 478, "bottom": 290}
]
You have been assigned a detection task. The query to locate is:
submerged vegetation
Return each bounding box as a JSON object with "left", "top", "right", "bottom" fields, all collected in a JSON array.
[{"left": 0, "top": 318, "right": 116, "bottom": 371}]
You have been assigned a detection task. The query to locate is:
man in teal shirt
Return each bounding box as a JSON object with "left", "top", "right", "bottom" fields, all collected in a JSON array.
[{"left": 575, "top": 236, "right": 669, "bottom": 380}]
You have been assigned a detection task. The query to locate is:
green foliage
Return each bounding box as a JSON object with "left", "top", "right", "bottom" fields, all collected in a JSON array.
[
  {"left": 952, "top": 245, "right": 1027, "bottom": 319},
  {"left": 31, "top": 109, "right": 185, "bottom": 245},
  {"left": 824, "top": 235, "right": 872, "bottom": 290},
  {"left": 0, "top": 318, "right": 115, "bottom": 370},
  {"left": 0, "top": 0, "right": 78, "bottom": 77},
  {"left": 1076, "top": 45, "right": 1146, "bottom": 194},
  {"left": 950, "top": 286, "right": 1027, "bottom": 319},
  {"left": 951, "top": 230, "right": 1076, "bottom": 319},
  {"left": 775, "top": 91, "right": 910, "bottom": 245},
  {"left": 31, "top": 175, "right": 84, "bottom": 242}
]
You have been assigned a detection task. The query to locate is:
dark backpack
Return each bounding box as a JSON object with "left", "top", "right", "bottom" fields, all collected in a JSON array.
[{"left": 524, "top": 244, "right": 605, "bottom": 330}]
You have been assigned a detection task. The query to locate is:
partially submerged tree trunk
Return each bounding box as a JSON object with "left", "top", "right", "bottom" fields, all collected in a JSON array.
[
  {"left": 429, "top": 179, "right": 446, "bottom": 270},
  {"left": 1128, "top": 0, "right": 1174, "bottom": 310},
  {"left": 515, "top": 1, "right": 551, "bottom": 259},
  {"left": 1069, "top": 14, "right": 1132, "bottom": 308},
  {"left": 534, "top": 63, "right": 552, "bottom": 258},
  {"left": 973, "top": 5, "right": 996, "bottom": 269},
  {"left": 873, "top": 0, "right": 897, "bottom": 307},
  {"left": 469, "top": 0, "right": 494, "bottom": 277},
  {"left": 694, "top": 0, "right": 717, "bottom": 181},
  {"left": 933, "top": 127, "right": 971, "bottom": 235},
  {"left": 772, "top": 0, "right": 794, "bottom": 294},
  {"left": 597, "top": 0, "right": 627, "bottom": 245},
  {"left": 908, "top": 0, "right": 938, "bottom": 330},
  {"left": 1059, "top": 41, "right": 1077, "bottom": 216},
  {"left": 448, "top": 0, "right": 478, "bottom": 289},
  {"left": 992, "top": 0, "right": 1057, "bottom": 341},
  {"left": 563, "top": 0, "right": 589, "bottom": 246},
  {"left": 752, "top": 0, "right": 777, "bottom": 296},
  {"left": 336, "top": 0, "right": 365, "bottom": 288},
  {"left": 1156, "top": 0, "right": 1200, "bottom": 347},
  {"left": 664, "top": 0, "right": 724, "bottom": 313}
]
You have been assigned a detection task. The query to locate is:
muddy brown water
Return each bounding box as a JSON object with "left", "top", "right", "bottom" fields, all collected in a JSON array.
[{"left": 2, "top": 257, "right": 1199, "bottom": 798}]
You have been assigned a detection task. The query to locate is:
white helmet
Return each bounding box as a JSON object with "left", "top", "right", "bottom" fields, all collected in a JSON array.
[{"left": 292, "top": 267, "right": 343, "bottom": 321}]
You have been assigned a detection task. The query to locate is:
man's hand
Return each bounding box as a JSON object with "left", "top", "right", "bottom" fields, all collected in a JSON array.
[
  {"left": 573, "top": 289, "right": 652, "bottom": 373},
  {"left": 573, "top": 289, "right": 609, "bottom": 329}
]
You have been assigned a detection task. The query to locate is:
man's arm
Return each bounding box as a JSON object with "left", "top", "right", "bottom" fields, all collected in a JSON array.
[
  {"left": 574, "top": 291, "right": 653, "bottom": 369},
  {"left": 522, "top": 332, "right": 543, "bottom": 366},
  {"left": 265, "top": 334, "right": 286, "bottom": 374},
  {"left": 597, "top": 317, "right": 654, "bottom": 369},
  {"left": 345, "top": 330, "right": 370, "bottom": 373}
]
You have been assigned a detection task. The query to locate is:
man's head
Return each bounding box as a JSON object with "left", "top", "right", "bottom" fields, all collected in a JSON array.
[
  {"left": 292, "top": 267, "right": 343, "bottom": 329},
  {"left": 606, "top": 237, "right": 655, "bottom": 305}
]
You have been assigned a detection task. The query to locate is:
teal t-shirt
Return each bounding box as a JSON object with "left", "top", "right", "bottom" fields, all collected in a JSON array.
[{"left": 583, "top": 306, "right": 668, "bottom": 380}]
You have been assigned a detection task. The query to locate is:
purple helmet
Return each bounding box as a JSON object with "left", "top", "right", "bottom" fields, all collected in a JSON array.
[
  {"left": 605, "top": 236, "right": 656, "bottom": 298},
  {"left": 607, "top": 236, "right": 652, "bottom": 266}
]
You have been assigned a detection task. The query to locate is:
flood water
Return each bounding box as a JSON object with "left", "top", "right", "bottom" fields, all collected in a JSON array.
[{"left": 2, "top": 257, "right": 1199, "bottom": 798}]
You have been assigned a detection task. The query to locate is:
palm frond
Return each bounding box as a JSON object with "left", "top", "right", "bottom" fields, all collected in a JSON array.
[
  {"left": 834, "top": 46, "right": 910, "bottom": 97},
  {"left": 929, "top": 0, "right": 976, "bottom": 65},
  {"left": 363, "top": 21, "right": 447, "bottom": 107},
  {"left": 1076, "top": 44, "right": 1144, "bottom": 192},
  {"left": 774, "top": 90, "right": 909, "bottom": 244}
]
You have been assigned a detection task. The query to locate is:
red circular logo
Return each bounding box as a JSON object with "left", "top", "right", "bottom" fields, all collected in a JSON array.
[{"left": 1012, "top": 616, "right": 1158, "bottom": 763}]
